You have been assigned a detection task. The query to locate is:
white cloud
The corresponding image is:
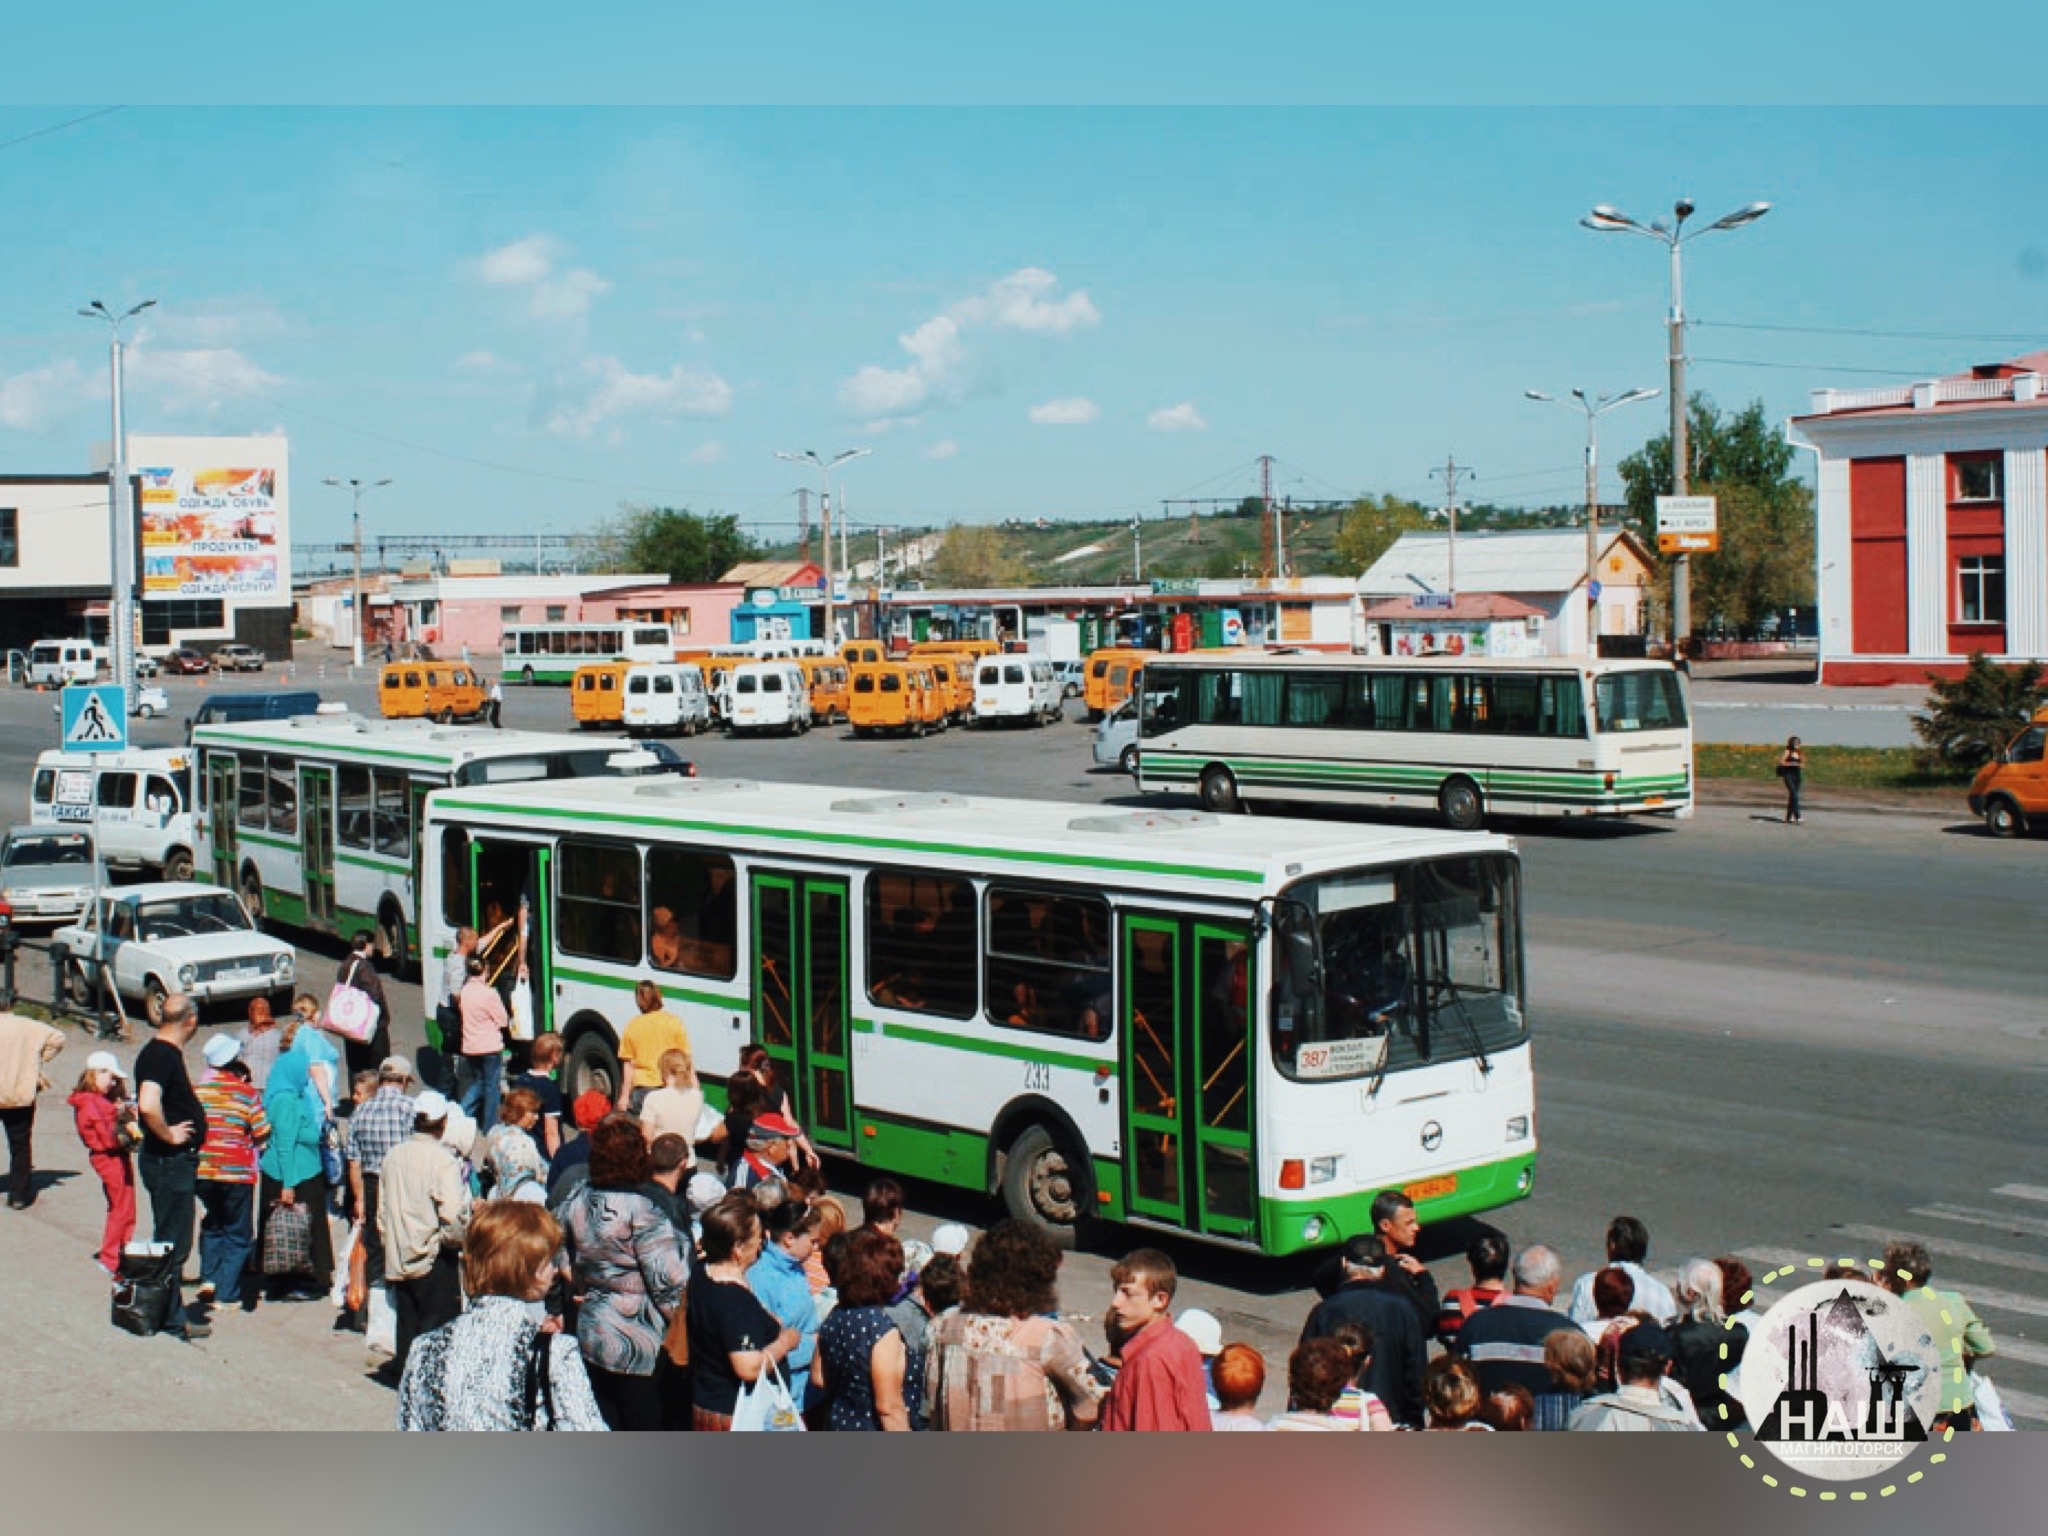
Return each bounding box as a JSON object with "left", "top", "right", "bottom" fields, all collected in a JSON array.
[
  {"left": 1147, "top": 401, "right": 1209, "bottom": 434},
  {"left": 1028, "top": 395, "right": 1098, "bottom": 426},
  {"left": 687, "top": 440, "right": 725, "bottom": 464},
  {"left": 840, "top": 267, "right": 1098, "bottom": 424},
  {"left": 0, "top": 359, "right": 94, "bottom": 434},
  {"left": 476, "top": 234, "right": 611, "bottom": 321},
  {"left": 923, "top": 439, "right": 959, "bottom": 460},
  {"left": 542, "top": 355, "right": 733, "bottom": 440},
  {"left": 127, "top": 344, "right": 284, "bottom": 417},
  {"left": 454, "top": 349, "right": 510, "bottom": 373},
  {"left": 149, "top": 298, "right": 288, "bottom": 350}
]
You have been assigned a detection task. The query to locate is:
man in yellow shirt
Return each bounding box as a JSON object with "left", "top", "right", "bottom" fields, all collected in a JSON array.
[{"left": 616, "top": 979, "right": 691, "bottom": 1114}]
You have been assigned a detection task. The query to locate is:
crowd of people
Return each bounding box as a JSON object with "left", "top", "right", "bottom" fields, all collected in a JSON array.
[{"left": 0, "top": 966, "right": 2008, "bottom": 1433}]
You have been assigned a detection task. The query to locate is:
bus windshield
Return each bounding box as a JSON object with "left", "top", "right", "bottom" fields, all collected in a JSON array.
[
  {"left": 1270, "top": 853, "right": 1523, "bottom": 1082},
  {"left": 1594, "top": 669, "right": 1688, "bottom": 733}
]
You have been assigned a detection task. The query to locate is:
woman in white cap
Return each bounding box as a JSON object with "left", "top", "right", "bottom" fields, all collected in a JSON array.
[
  {"left": 69, "top": 1052, "right": 136, "bottom": 1276},
  {"left": 194, "top": 1034, "right": 271, "bottom": 1308}
]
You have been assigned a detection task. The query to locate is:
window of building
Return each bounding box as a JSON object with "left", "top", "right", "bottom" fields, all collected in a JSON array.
[
  {"left": 1959, "top": 556, "right": 2006, "bottom": 624},
  {"left": 645, "top": 846, "right": 738, "bottom": 980},
  {"left": 867, "top": 871, "right": 976, "bottom": 1018},
  {"left": 545, "top": 605, "right": 567, "bottom": 623},
  {"left": 140, "top": 599, "right": 227, "bottom": 645},
  {"left": 1954, "top": 457, "right": 2003, "bottom": 503},
  {"left": 0, "top": 508, "right": 17, "bottom": 567},
  {"left": 985, "top": 886, "right": 1112, "bottom": 1040},
  {"left": 555, "top": 837, "right": 642, "bottom": 965},
  {"left": 500, "top": 606, "right": 522, "bottom": 624}
]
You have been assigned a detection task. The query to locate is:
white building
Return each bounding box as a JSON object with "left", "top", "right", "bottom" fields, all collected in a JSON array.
[{"left": 1355, "top": 528, "right": 1656, "bottom": 657}]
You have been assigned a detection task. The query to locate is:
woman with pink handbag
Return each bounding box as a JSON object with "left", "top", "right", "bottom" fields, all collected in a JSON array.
[{"left": 333, "top": 932, "right": 392, "bottom": 1079}]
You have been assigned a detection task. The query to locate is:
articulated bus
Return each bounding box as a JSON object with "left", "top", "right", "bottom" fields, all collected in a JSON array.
[
  {"left": 420, "top": 776, "right": 1536, "bottom": 1255},
  {"left": 503, "top": 622, "right": 677, "bottom": 685},
  {"left": 1136, "top": 653, "right": 1692, "bottom": 831},
  {"left": 191, "top": 717, "right": 695, "bottom": 971}
]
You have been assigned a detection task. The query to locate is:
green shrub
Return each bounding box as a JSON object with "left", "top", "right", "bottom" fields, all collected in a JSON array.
[{"left": 1912, "top": 653, "right": 2044, "bottom": 772}]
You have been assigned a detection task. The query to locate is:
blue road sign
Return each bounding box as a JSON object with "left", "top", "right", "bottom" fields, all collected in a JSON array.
[
  {"left": 61, "top": 685, "right": 128, "bottom": 753},
  {"left": 1588, "top": 579, "right": 1603, "bottom": 602},
  {"left": 1412, "top": 592, "right": 1454, "bottom": 610}
]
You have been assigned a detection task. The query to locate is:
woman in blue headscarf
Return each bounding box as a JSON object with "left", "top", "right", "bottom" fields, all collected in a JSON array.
[{"left": 257, "top": 1008, "right": 336, "bottom": 1302}]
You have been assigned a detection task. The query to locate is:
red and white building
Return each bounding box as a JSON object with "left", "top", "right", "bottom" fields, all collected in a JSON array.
[{"left": 1794, "top": 352, "right": 2048, "bottom": 684}]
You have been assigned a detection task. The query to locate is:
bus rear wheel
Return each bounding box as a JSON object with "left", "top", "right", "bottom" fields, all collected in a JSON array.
[
  {"left": 521, "top": 665, "right": 536, "bottom": 684},
  {"left": 1199, "top": 765, "right": 1240, "bottom": 813},
  {"left": 1439, "top": 777, "right": 1485, "bottom": 832},
  {"left": 1000, "top": 1123, "right": 1082, "bottom": 1245}
]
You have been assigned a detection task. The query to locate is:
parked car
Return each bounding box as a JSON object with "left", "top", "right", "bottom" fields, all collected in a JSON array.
[
  {"left": 133, "top": 653, "right": 161, "bottom": 679},
  {"left": 1053, "top": 659, "right": 1086, "bottom": 699},
  {"left": 725, "top": 661, "right": 814, "bottom": 737},
  {"left": 1092, "top": 694, "right": 1142, "bottom": 774},
  {"left": 621, "top": 662, "right": 712, "bottom": 737},
  {"left": 186, "top": 689, "right": 322, "bottom": 736},
  {"left": 210, "top": 644, "right": 266, "bottom": 672},
  {"left": 1967, "top": 706, "right": 2048, "bottom": 838},
  {"left": 51, "top": 881, "right": 295, "bottom": 1025},
  {"left": 163, "top": 649, "right": 212, "bottom": 675},
  {"left": 973, "top": 655, "right": 1063, "bottom": 728},
  {"left": 0, "top": 825, "right": 98, "bottom": 925}
]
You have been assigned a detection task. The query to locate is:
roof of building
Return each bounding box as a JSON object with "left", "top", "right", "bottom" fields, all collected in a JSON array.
[
  {"left": 723, "top": 560, "right": 824, "bottom": 588},
  {"left": 1362, "top": 593, "right": 1546, "bottom": 621},
  {"left": 1356, "top": 529, "right": 1645, "bottom": 597},
  {"left": 1795, "top": 350, "right": 2048, "bottom": 427}
]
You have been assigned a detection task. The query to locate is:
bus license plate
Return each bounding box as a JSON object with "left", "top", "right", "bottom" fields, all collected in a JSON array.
[
  {"left": 1403, "top": 1175, "right": 1457, "bottom": 1203},
  {"left": 1644, "top": 794, "right": 1665, "bottom": 806}
]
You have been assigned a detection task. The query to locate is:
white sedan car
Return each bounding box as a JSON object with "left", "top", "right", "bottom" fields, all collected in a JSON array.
[{"left": 52, "top": 882, "right": 295, "bottom": 1026}]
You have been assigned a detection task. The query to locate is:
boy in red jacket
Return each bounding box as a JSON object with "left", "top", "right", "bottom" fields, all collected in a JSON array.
[
  {"left": 1100, "top": 1249, "right": 1213, "bottom": 1431},
  {"left": 70, "top": 1051, "right": 137, "bottom": 1274}
]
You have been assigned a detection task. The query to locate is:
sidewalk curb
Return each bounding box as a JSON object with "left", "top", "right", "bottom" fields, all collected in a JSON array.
[{"left": 1697, "top": 781, "right": 1962, "bottom": 819}]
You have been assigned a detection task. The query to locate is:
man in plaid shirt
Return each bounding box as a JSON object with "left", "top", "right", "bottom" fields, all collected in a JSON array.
[{"left": 347, "top": 1056, "right": 417, "bottom": 1310}]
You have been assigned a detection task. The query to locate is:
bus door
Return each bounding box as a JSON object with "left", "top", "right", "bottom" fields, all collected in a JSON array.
[
  {"left": 408, "top": 780, "right": 434, "bottom": 967},
  {"left": 1119, "top": 914, "right": 1257, "bottom": 1241},
  {"left": 751, "top": 870, "right": 853, "bottom": 1154},
  {"left": 207, "top": 753, "right": 239, "bottom": 889},
  {"left": 299, "top": 764, "right": 336, "bottom": 929},
  {"left": 469, "top": 837, "right": 553, "bottom": 1043}
]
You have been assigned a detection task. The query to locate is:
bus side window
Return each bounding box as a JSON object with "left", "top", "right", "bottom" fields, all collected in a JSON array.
[
  {"left": 867, "top": 872, "right": 976, "bottom": 1019},
  {"left": 555, "top": 836, "right": 642, "bottom": 966},
  {"left": 374, "top": 772, "right": 411, "bottom": 859},
  {"left": 338, "top": 765, "right": 373, "bottom": 850},
  {"left": 984, "top": 886, "right": 1112, "bottom": 1041},
  {"left": 440, "top": 829, "right": 471, "bottom": 927},
  {"left": 645, "top": 846, "right": 737, "bottom": 980},
  {"left": 268, "top": 758, "right": 298, "bottom": 835},
  {"left": 238, "top": 753, "right": 268, "bottom": 830}
]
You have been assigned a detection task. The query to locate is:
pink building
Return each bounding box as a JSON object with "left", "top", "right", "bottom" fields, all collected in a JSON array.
[{"left": 377, "top": 573, "right": 743, "bottom": 658}]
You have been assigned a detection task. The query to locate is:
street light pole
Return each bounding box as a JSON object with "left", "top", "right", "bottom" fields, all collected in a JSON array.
[
  {"left": 79, "top": 299, "right": 155, "bottom": 715},
  {"left": 776, "top": 448, "right": 870, "bottom": 646},
  {"left": 1525, "top": 387, "right": 1658, "bottom": 654},
  {"left": 1582, "top": 196, "right": 1770, "bottom": 651},
  {"left": 323, "top": 476, "right": 394, "bottom": 667}
]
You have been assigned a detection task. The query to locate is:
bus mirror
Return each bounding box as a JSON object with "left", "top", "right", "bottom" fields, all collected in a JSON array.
[{"left": 1282, "top": 923, "right": 1320, "bottom": 994}]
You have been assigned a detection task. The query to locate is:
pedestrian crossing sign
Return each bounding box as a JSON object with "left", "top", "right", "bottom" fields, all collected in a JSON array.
[{"left": 61, "top": 684, "right": 128, "bottom": 752}]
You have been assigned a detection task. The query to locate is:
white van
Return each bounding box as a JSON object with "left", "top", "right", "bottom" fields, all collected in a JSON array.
[
  {"left": 974, "top": 655, "right": 1062, "bottom": 728},
  {"left": 30, "top": 747, "right": 197, "bottom": 880},
  {"left": 725, "top": 661, "right": 814, "bottom": 737},
  {"left": 621, "top": 662, "right": 712, "bottom": 737},
  {"left": 26, "top": 639, "right": 106, "bottom": 688}
]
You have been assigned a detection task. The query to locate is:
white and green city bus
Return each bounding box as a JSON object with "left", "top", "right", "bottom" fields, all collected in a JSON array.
[
  {"left": 190, "top": 717, "right": 695, "bottom": 970},
  {"left": 1136, "top": 653, "right": 1692, "bottom": 830},
  {"left": 503, "top": 621, "right": 677, "bottom": 685},
  {"left": 419, "top": 775, "right": 1536, "bottom": 1255}
]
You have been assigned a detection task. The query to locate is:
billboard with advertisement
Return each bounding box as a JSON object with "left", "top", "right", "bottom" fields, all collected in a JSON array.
[{"left": 139, "top": 465, "right": 282, "bottom": 597}]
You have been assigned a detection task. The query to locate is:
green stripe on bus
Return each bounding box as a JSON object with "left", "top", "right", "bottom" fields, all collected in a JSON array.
[
  {"left": 432, "top": 797, "right": 1267, "bottom": 885},
  {"left": 236, "top": 828, "right": 298, "bottom": 851},
  {"left": 868, "top": 1017, "right": 1110, "bottom": 1078},
  {"left": 550, "top": 963, "right": 746, "bottom": 1012},
  {"left": 336, "top": 851, "right": 407, "bottom": 873},
  {"left": 197, "top": 731, "right": 458, "bottom": 767}
]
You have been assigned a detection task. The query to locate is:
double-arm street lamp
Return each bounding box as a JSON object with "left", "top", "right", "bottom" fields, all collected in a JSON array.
[
  {"left": 324, "top": 476, "right": 394, "bottom": 666},
  {"left": 1524, "top": 386, "right": 1659, "bottom": 652},
  {"left": 79, "top": 298, "right": 156, "bottom": 714},
  {"left": 1581, "top": 196, "right": 1770, "bottom": 647},
  {"left": 775, "top": 447, "right": 871, "bottom": 646}
]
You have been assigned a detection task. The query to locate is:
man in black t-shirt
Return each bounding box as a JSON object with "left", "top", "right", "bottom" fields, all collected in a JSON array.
[{"left": 135, "top": 994, "right": 209, "bottom": 1339}]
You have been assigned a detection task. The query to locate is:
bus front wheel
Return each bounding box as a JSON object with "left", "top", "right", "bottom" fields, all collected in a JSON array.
[
  {"left": 1199, "top": 765, "right": 1240, "bottom": 813},
  {"left": 521, "top": 665, "right": 536, "bottom": 684},
  {"left": 1439, "top": 777, "right": 1485, "bottom": 833},
  {"left": 1986, "top": 797, "right": 2026, "bottom": 838},
  {"left": 1000, "top": 1123, "right": 1082, "bottom": 1245},
  {"left": 565, "top": 1028, "right": 621, "bottom": 1105}
]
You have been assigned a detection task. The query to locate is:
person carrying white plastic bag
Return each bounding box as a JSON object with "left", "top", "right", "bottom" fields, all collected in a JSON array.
[{"left": 732, "top": 1359, "right": 805, "bottom": 1432}]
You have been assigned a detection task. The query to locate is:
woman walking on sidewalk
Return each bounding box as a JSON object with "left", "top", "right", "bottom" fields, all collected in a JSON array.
[
  {"left": 70, "top": 1051, "right": 136, "bottom": 1274},
  {"left": 1776, "top": 736, "right": 1804, "bottom": 824}
]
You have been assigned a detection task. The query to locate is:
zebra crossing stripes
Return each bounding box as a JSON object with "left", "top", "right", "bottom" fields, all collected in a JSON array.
[
  {"left": 1913, "top": 1203, "right": 2048, "bottom": 1242},
  {"left": 1835, "top": 1224, "right": 2048, "bottom": 1281},
  {"left": 1991, "top": 1183, "right": 2048, "bottom": 1204}
]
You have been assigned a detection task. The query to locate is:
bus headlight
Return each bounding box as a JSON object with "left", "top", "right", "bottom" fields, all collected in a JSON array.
[
  {"left": 272, "top": 952, "right": 293, "bottom": 976},
  {"left": 177, "top": 964, "right": 197, "bottom": 987},
  {"left": 1309, "top": 1156, "right": 1340, "bottom": 1185},
  {"left": 1506, "top": 1115, "right": 1531, "bottom": 1142},
  {"left": 1302, "top": 1217, "right": 1325, "bottom": 1244}
]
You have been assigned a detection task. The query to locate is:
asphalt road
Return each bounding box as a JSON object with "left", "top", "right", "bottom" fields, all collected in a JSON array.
[{"left": 1, "top": 667, "right": 2040, "bottom": 1428}]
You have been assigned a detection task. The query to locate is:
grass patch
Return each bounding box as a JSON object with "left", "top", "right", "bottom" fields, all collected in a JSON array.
[{"left": 1694, "top": 743, "right": 1972, "bottom": 791}]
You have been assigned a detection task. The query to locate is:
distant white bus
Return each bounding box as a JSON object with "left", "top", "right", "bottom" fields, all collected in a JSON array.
[
  {"left": 503, "top": 622, "right": 676, "bottom": 685},
  {"left": 191, "top": 716, "right": 695, "bottom": 969},
  {"left": 1136, "top": 653, "right": 1692, "bottom": 830}
]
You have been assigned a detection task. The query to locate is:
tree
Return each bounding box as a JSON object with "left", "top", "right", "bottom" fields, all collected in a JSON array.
[
  {"left": 598, "top": 505, "right": 760, "bottom": 583},
  {"left": 925, "top": 523, "right": 1029, "bottom": 587},
  {"left": 1617, "top": 395, "right": 1815, "bottom": 635},
  {"left": 1912, "top": 654, "right": 2045, "bottom": 772},
  {"left": 1331, "top": 494, "right": 1433, "bottom": 575}
]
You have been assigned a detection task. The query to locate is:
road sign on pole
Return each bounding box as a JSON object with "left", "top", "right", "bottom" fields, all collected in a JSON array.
[
  {"left": 1412, "top": 592, "right": 1454, "bottom": 610},
  {"left": 61, "top": 685, "right": 128, "bottom": 752},
  {"left": 1656, "top": 495, "right": 1720, "bottom": 554}
]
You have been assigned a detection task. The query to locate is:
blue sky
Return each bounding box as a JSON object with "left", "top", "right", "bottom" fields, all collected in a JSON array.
[{"left": 4, "top": 105, "right": 2048, "bottom": 549}]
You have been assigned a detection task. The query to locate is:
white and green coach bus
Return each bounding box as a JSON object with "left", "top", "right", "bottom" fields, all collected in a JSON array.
[
  {"left": 191, "top": 717, "right": 696, "bottom": 971},
  {"left": 1135, "top": 652, "right": 1692, "bottom": 831},
  {"left": 420, "top": 775, "right": 1536, "bottom": 1256},
  {"left": 503, "top": 621, "right": 677, "bottom": 685}
]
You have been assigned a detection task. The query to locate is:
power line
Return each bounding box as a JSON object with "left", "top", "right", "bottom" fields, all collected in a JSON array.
[
  {"left": 0, "top": 106, "right": 122, "bottom": 155},
  {"left": 1692, "top": 356, "right": 1928, "bottom": 378},
  {"left": 1699, "top": 318, "right": 2048, "bottom": 344}
]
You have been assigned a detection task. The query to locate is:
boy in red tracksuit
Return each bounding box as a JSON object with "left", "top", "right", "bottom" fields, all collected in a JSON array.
[
  {"left": 71, "top": 1051, "right": 137, "bottom": 1274},
  {"left": 1100, "top": 1249, "right": 1213, "bottom": 1431}
]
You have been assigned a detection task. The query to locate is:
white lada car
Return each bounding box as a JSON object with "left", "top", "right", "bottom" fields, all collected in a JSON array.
[{"left": 52, "top": 882, "right": 295, "bottom": 1026}]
